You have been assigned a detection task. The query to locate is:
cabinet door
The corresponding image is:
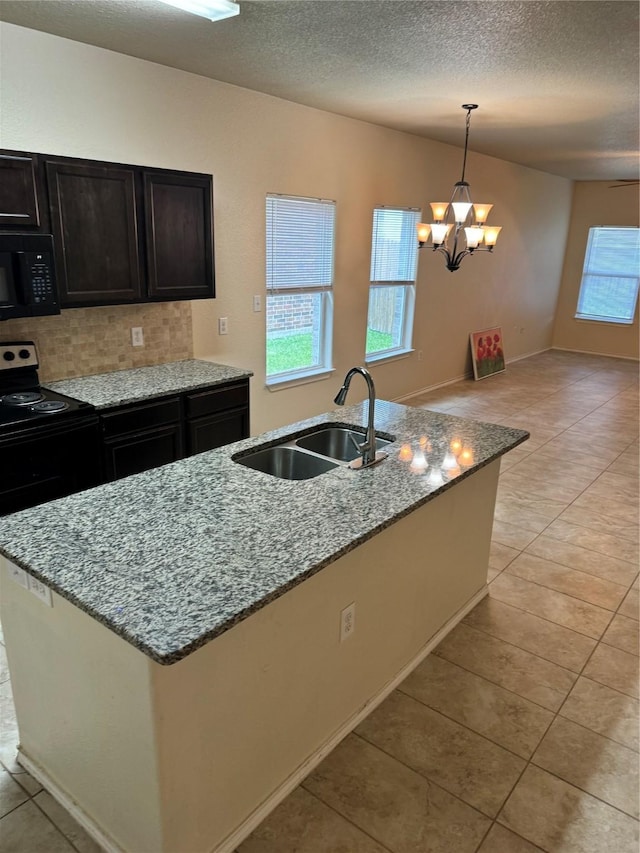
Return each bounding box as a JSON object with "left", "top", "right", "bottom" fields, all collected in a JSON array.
[
  {"left": 46, "top": 159, "right": 143, "bottom": 306},
  {"left": 103, "top": 423, "right": 184, "bottom": 481},
  {"left": 0, "top": 152, "right": 40, "bottom": 227},
  {"left": 143, "top": 171, "right": 214, "bottom": 301},
  {"left": 187, "top": 407, "right": 249, "bottom": 456}
]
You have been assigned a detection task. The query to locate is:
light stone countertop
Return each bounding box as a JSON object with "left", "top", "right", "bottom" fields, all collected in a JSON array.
[
  {"left": 0, "top": 400, "right": 528, "bottom": 665},
  {"left": 45, "top": 359, "right": 253, "bottom": 409}
]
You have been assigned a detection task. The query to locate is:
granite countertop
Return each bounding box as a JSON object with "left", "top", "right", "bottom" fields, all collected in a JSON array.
[
  {"left": 45, "top": 359, "right": 253, "bottom": 409},
  {"left": 0, "top": 401, "right": 528, "bottom": 665}
]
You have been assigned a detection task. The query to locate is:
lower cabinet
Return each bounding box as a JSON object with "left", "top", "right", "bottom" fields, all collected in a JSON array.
[
  {"left": 100, "top": 380, "right": 250, "bottom": 482},
  {"left": 101, "top": 397, "right": 184, "bottom": 481},
  {"left": 184, "top": 381, "right": 250, "bottom": 455}
]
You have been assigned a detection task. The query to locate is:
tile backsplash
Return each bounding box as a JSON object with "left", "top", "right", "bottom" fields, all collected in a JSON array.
[{"left": 0, "top": 302, "right": 193, "bottom": 382}]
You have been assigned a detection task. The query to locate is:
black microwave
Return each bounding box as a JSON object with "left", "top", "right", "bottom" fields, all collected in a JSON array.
[{"left": 0, "top": 233, "right": 60, "bottom": 321}]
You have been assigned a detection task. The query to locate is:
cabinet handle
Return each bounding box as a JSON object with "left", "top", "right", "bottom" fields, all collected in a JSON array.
[{"left": 0, "top": 212, "right": 30, "bottom": 218}]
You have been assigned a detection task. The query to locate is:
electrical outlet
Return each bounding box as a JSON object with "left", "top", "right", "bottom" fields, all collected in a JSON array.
[
  {"left": 253, "top": 295, "right": 262, "bottom": 312},
  {"left": 218, "top": 317, "right": 229, "bottom": 335},
  {"left": 340, "top": 602, "right": 356, "bottom": 642},
  {"left": 131, "top": 327, "right": 144, "bottom": 347},
  {"left": 418, "top": 350, "right": 424, "bottom": 361}
]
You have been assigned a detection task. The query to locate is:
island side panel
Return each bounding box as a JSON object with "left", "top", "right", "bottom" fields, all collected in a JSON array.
[
  {"left": 152, "top": 460, "right": 499, "bottom": 853},
  {"left": 0, "top": 460, "right": 499, "bottom": 853},
  {"left": 0, "top": 560, "right": 164, "bottom": 853}
]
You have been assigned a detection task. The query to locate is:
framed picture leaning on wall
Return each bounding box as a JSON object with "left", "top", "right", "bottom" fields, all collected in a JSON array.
[{"left": 470, "top": 327, "right": 505, "bottom": 380}]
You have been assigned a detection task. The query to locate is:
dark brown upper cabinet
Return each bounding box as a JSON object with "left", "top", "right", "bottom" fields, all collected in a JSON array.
[
  {"left": 0, "top": 148, "right": 215, "bottom": 308},
  {"left": 0, "top": 152, "right": 41, "bottom": 228},
  {"left": 144, "top": 171, "right": 214, "bottom": 301},
  {"left": 46, "top": 160, "right": 144, "bottom": 305}
]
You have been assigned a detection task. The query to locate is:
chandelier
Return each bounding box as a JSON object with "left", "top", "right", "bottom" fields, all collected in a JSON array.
[{"left": 417, "top": 104, "right": 501, "bottom": 272}]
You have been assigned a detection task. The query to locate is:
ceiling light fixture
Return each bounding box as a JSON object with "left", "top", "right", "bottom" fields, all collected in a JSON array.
[
  {"left": 159, "top": 0, "right": 240, "bottom": 22},
  {"left": 417, "top": 105, "right": 501, "bottom": 272}
]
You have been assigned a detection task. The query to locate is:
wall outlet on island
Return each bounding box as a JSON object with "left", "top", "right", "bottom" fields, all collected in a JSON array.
[
  {"left": 340, "top": 602, "right": 356, "bottom": 643},
  {"left": 131, "top": 327, "right": 144, "bottom": 347}
]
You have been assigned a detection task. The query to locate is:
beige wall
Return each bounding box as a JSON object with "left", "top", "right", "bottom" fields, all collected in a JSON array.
[
  {"left": 552, "top": 182, "right": 640, "bottom": 359},
  {"left": 1, "top": 23, "right": 572, "bottom": 433}
]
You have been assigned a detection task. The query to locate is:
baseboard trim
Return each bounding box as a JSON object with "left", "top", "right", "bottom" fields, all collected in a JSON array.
[
  {"left": 551, "top": 345, "right": 639, "bottom": 363},
  {"left": 392, "top": 347, "right": 552, "bottom": 404},
  {"left": 16, "top": 750, "right": 124, "bottom": 852},
  {"left": 392, "top": 371, "right": 472, "bottom": 402},
  {"left": 215, "top": 583, "right": 489, "bottom": 853}
]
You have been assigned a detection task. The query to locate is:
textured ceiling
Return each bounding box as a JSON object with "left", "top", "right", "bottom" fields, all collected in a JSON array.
[{"left": 1, "top": 0, "right": 638, "bottom": 180}]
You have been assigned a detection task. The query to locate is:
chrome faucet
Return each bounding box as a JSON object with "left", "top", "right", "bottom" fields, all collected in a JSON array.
[{"left": 334, "top": 366, "right": 386, "bottom": 469}]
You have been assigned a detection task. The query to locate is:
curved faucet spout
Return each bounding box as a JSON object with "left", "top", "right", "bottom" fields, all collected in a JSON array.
[{"left": 333, "top": 366, "right": 379, "bottom": 467}]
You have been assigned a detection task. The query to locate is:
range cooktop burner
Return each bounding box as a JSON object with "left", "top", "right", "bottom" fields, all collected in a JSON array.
[
  {"left": 31, "top": 400, "right": 69, "bottom": 414},
  {"left": 3, "top": 391, "right": 45, "bottom": 406},
  {"left": 0, "top": 341, "right": 97, "bottom": 436}
]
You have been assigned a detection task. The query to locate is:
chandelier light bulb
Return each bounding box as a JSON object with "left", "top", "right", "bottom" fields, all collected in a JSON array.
[
  {"left": 483, "top": 226, "right": 502, "bottom": 247},
  {"left": 417, "top": 223, "right": 431, "bottom": 245},
  {"left": 473, "top": 203, "right": 493, "bottom": 224},
  {"left": 430, "top": 223, "right": 452, "bottom": 246},
  {"left": 430, "top": 202, "right": 448, "bottom": 221},
  {"left": 451, "top": 201, "right": 473, "bottom": 223},
  {"left": 464, "top": 226, "right": 484, "bottom": 249}
]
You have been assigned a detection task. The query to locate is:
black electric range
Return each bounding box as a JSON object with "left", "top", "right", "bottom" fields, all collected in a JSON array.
[{"left": 0, "top": 341, "right": 102, "bottom": 515}]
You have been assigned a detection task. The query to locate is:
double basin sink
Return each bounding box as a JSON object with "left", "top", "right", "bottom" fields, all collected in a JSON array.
[{"left": 233, "top": 424, "right": 395, "bottom": 480}]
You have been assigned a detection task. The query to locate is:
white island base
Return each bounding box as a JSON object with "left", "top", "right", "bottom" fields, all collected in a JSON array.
[{"left": 1, "top": 461, "right": 499, "bottom": 853}]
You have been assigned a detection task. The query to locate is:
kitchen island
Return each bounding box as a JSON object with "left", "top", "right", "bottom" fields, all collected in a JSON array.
[{"left": 0, "top": 400, "right": 527, "bottom": 853}]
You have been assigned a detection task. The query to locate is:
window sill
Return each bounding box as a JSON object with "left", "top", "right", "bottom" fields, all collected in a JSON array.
[
  {"left": 266, "top": 367, "right": 336, "bottom": 391},
  {"left": 574, "top": 316, "right": 635, "bottom": 327},
  {"left": 365, "top": 348, "right": 414, "bottom": 367}
]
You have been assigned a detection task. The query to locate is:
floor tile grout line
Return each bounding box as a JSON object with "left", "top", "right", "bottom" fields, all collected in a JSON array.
[
  {"left": 349, "top": 729, "right": 504, "bottom": 821},
  {"left": 520, "top": 538, "right": 640, "bottom": 580},
  {"left": 431, "top": 645, "right": 576, "bottom": 713},
  {"left": 496, "top": 564, "right": 629, "bottom": 614},
  {"left": 394, "top": 681, "right": 544, "bottom": 763},
  {"left": 458, "top": 600, "right": 597, "bottom": 675},
  {"left": 29, "top": 790, "right": 91, "bottom": 853},
  {"left": 298, "top": 779, "right": 400, "bottom": 853},
  {"left": 526, "top": 759, "right": 640, "bottom": 822}
]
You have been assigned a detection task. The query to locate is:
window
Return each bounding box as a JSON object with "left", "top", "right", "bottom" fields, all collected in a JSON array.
[
  {"left": 266, "top": 194, "right": 335, "bottom": 384},
  {"left": 575, "top": 227, "right": 640, "bottom": 324},
  {"left": 365, "top": 207, "right": 421, "bottom": 361}
]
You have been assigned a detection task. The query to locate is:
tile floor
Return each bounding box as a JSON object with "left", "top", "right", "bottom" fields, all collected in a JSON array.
[{"left": 0, "top": 349, "right": 638, "bottom": 852}]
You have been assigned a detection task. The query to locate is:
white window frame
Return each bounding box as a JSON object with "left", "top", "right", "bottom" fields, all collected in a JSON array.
[
  {"left": 265, "top": 194, "right": 336, "bottom": 387},
  {"left": 575, "top": 226, "right": 640, "bottom": 325},
  {"left": 365, "top": 206, "right": 421, "bottom": 364}
]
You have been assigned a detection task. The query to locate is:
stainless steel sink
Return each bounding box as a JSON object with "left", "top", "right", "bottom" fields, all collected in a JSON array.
[
  {"left": 234, "top": 446, "right": 339, "bottom": 480},
  {"left": 296, "top": 427, "right": 393, "bottom": 463}
]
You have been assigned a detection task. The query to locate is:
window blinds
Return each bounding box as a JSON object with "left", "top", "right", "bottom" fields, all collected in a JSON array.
[
  {"left": 266, "top": 195, "right": 336, "bottom": 291},
  {"left": 577, "top": 227, "right": 640, "bottom": 323},
  {"left": 370, "top": 207, "right": 421, "bottom": 283}
]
